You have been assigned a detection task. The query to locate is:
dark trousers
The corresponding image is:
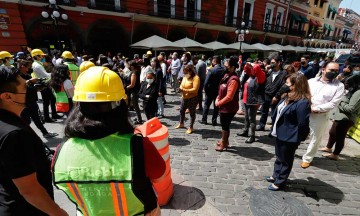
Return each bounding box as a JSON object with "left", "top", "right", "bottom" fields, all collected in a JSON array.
[
  {"left": 220, "top": 112, "right": 236, "bottom": 132},
  {"left": 202, "top": 94, "right": 219, "bottom": 123},
  {"left": 40, "top": 87, "right": 57, "bottom": 119},
  {"left": 22, "top": 103, "right": 48, "bottom": 135},
  {"left": 273, "top": 139, "right": 299, "bottom": 187},
  {"left": 180, "top": 96, "right": 198, "bottom": 128},
  {"left": 197, "top": 80, "right": 204, "bottom": 109},
  {"left": 326, "top": 120, "right": 354, "bottom": 155},
  {"left": 143, "top": 102, "right": 157, "bottom": 120},
  {"left": 259, "top": 96, "right": 276, "bottom": 128},
  {"left": 244, "top": 104, "right": 258, "bottom": 136},
  {"left": 131, "top": 92, "right": 142, "bottom": 121}
]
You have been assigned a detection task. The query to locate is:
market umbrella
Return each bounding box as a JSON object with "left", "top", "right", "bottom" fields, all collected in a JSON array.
[
  {"left": 130, "top": 35, "right": 180, "bottom": 50},
  {"left": 173, "top": 37, "right": 209, "bottom": 51},
  {"left": 203, "top": 41, "right": 230, "bottom": 50}
]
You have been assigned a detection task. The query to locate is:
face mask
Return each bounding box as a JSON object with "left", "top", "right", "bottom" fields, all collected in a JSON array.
[
  {"left": 151, "top": 62, "right": 156, "bottom": 68},
  {"left": 9, "top": 59, "right": 14, "bottom": 65},
  {"left": 9, "top": 92, "right": 27, "bottom": 106},
  {"left": 40, "top": 58, "right": 46, "bottom": 63},
  {"left": 301, "top": 61, "right": 306, "bottom": 65},
  {"left": 283, "top": 85, "right": 291, "bottom": 93},
  {"left": 146, "top": 78, "right": 154, "bottom": 84},
  {"left": 325, "top": 71, "right": 337, "bottom": 81},
  {"left": 270, "top": 64, "right": 275, "bottom": 69},
  {"left": 185, "top": 74, "right": 191, "bottom": 79}
]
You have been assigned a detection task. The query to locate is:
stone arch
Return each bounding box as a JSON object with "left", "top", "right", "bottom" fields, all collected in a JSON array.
[
  {"left": 311, "top": 42, "right": 316, "bottom": 48},
  {"left": 305, "top": 41, "right": 310, "bottom": 47},
  {"left": 87, "top": 19, "right": 129, "bottom": 56},
  {"left": 320, "top": 43, "right": 325, "bottom": 48},
  {"left": 24, "top": 16, "right": 83, "bottom": 52},
  {"left": 217, "top": 31, "right": 232, "bottom": 44},
  {"left": 195, "top": 29, "right": 214, "bottom": 43},
  {"left": 283, "top": 39, "right": 289, "bottom": 46},
  {"left": 298, "top": 41, "right": 304, "bottom": 47},
  {"left": 167, "top": 27, "right": 190, "bottom": 41},
  {"left": 132, "top": 22, "right": 163, "bottom": 43},
  {"left": 325, "top": 44, "right": 329, "bottom": 48}
]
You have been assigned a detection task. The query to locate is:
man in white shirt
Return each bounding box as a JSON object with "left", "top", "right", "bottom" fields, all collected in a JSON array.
[
  {"left": 301, "top": 62, "right": 344, "bottom": 168},
  {"left": 170, "top": 52, "right": 181, "bottom": 93}
]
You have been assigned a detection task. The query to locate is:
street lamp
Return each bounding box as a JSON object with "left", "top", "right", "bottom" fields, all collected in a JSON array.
[
  {"left": 41, "top": 0, "right": 68, "bottom": 50},
  {"left": 235, "top": 22, "right": 250, "bottom": 54},
  {"left": 305, "top": 34, "right": 313, "bottom": 53}
]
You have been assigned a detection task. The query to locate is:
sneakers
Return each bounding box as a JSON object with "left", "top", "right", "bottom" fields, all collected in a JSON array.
[
  {"left": 255, "top": 125, "right": 265, "bottom": 131},
  {"left": 43, "top": 132, "right": 58, "bottom": 138}
]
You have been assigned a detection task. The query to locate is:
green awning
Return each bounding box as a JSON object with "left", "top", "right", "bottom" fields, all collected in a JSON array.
[
  {"left": 324, "top": 24, "right": 330, "bottom": 30},
  {"left": 329, "top": 5, "right": 338, "bottom": 14},
  {"left": 332, "top": 7, "right": 338, "bottom": 14},
  {"left": 329, "top": 25, "right": 334, "bottom": 31},
  {"left": 291, "top": 14, "right": 301, "bottom": 22},
  {"left": 299, "top": 15, "right": 309, "bottom": 23}
]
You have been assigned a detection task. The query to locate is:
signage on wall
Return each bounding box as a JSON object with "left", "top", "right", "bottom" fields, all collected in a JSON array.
[
  {"left": 0, "top": 14, "right": 10, "bottom": 25},
  {"left": 0, "top": 9, "right": 7, "bottom": 14},
  {"left": 0, "top": 24, "right": 8, "bottom": 30},
  {"left": 1, "top": 31, "right": 10, "bottom": 37}
]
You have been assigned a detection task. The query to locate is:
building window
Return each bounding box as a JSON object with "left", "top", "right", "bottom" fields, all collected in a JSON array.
[
  {"left": 331, "top": 12, "right": 335, "bottom": 20},
  {"left": 155, "top": 0, "right": 174, "bottom": 18},
  {"left": 225, "top": 0, "right": 237, "bottom": 25},
  {"left": 320, "top": 0, "right": 325, "bottom": 8},
  {"left": 242, "top": 0, "right": 255, "bottom": 27},
  {"left": 327, "top": 6, "right": 331, "bottom": 18},
  {"left": 314, "top": 0, "right": 319, "bottom": 6}
]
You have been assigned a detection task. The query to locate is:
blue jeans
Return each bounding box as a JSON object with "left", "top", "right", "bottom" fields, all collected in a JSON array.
[{"left": 259, "top": 97, "right": 276, "bottom": 128}]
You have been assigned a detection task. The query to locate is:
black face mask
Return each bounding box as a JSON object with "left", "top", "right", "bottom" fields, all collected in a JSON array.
[
  {"left": 27, "top": 68, "right": 33, "bottom": 75},
  {"left": 325, "top": 71, "right": 337, "bottom": 81},
  {"left": 301, "top": 61, "right": 306, "bottom": 65},
  {"left": 283, "top": 85, "right": 291, "bottom": 93}
]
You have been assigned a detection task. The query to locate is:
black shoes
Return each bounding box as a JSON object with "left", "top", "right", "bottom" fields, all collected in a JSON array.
[
  {"left": 44, "top": 118, "right": 56, "bottom": 123},
  {"left": 245, "top": 136, "right": 255, "bottom": 143},
  {"left": 43, "top": 132, "right": 58, "bottom": 138},
  {"left": 52, "top": 114, "right": 63, "bottom": 119},
  {"left": 198, "top": 120, "right": 207, "bottom": 125},
  {"left": 237, "top": 130, "right": 249, "bottom": 137},
  {"left": 265, "top": 176, "right": 275, "bottom": 183},
  {"left": 212, "top": 121, "right": 217, "bottom": 126},
  {"left": 255, "top": 125, "right": 265, "bottom": 131}
]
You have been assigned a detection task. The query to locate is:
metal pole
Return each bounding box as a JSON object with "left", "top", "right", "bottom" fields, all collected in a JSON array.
[{"left": 240, "top": 41, "right": 242, "bottom": 54}]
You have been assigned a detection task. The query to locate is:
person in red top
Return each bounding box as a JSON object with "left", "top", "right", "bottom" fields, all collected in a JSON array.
[
  {"left": 237, "top": 63, "right": 266, "bottom": 143},
  {"left": 215, "top": 56, "right": 240, "bottom": 151}
]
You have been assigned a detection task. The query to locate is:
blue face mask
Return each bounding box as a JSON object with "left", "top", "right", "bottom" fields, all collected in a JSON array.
[
  {"left": 9, "top": 59, "right": 14, "bottom": 65},
  {"left": 40, "top": 58, "right": 46, "bottom": 63}
]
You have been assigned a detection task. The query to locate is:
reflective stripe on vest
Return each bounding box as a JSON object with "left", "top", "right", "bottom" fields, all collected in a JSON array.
[
  {"left": 54, "top": 85, "right": 69, "bottom": 113},
  {"left": 53, "top": 133, "right": 144, "bottom": 216},
  {"left": 65, "top": 62, "right": 80, "bottom": 85}
]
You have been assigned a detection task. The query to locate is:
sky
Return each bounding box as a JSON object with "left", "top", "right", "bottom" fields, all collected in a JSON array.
[{"left": 339, "top": 0, "right": 360, "bottom": 15}]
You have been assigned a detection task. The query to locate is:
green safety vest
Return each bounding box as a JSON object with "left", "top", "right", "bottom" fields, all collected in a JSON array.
[
  {"left": 53, "top": 133, "right": 145, "bottom": 216},
  {"left": 64, "top": 62, "right": 80, "bottom": 86},
  {"left": 54, "top": 85, "right": 69, "bottom": 113}
]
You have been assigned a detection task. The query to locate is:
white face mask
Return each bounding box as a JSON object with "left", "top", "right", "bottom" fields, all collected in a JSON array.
[
  {"left": 146, "top": 78, "right": 154, "bottom": 84},
  {"left": 185, "top": 74, "right": 191, "bottom": 79}
]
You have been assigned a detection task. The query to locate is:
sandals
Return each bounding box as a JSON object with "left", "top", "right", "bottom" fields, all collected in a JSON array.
[
  {"left": 319, "top": 147, "right": 332, "bottom": 153},
  {"left": 322, "top": 153, "right": 339, "bottom": 161}
]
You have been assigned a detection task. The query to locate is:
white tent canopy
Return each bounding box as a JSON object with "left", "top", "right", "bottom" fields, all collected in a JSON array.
[
  {"left": 251, "top": 43, "right": 275, "bottom": 51},
  {"left": 227, "top": 42, "right": 256, "bottom": 52},
  {"left": 130, "top": 35, "right": 180, "bottom": 50},
  {"left": 173, "top": 37, "right": 209, "bottom": 51},
  {"left": 203, "top": 41, "right": 230, "bottom": 50}
]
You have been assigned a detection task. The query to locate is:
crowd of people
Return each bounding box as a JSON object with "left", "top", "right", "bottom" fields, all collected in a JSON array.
[{"left": 0, "top": 47, "right": 360, "bottom": 214}]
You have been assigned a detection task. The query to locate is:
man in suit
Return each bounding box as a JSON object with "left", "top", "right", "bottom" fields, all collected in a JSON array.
[
  {"left": 199, "top": 56, "right": 224, "bottom": 125},
  {"left": 256, "top": 55, "right": 286, "bottom": 131}
]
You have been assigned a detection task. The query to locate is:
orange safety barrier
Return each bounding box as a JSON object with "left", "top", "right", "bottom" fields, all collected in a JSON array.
[{"left": 134, "top": 117, "right": 174, "bottom": 206}]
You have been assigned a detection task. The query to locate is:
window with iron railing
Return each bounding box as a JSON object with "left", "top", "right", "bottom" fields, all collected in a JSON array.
[
  {"left": 25, "top": 0, "right": 76, "bottom": 6},
  {"left": 87, "top": 0, "right": 125, "bottom": 12}
]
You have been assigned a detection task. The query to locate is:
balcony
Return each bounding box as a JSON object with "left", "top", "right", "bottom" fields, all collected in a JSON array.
[
  {"left": 25, "top": 0, "right": 76, "bottom": 6},
  {"left": 224, "top": 16, "right": 258, "bottom": 30},
  {"left": 288, "top": 29, "right": 306, "bottom": 37},
  {"left": 146, "top": 1, "right": 209, "bottom": 23},
  {"left": 87, "top": 0, "right": 127, "bottom": 12},
  {"left": 263, "top": 23, "right": 287, "bottom": 34}
]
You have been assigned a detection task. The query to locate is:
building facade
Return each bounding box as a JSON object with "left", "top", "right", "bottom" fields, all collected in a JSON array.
[{"left": 0, "top": 0, "right": 357, "bottom": 54}]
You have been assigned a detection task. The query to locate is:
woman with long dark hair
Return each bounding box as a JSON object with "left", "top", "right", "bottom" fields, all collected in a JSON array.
[
  {"left": 267, "top": 73, "right": 311, "bottom": 191},
  {"left": 53, "top": 66, "right": 165, "bottom": 215},
  {"left": 320, "top": 74, "right": 360, "bottom": 160},
  {"left": 49, "top": 64, "right": 74, "bottom": 115}
]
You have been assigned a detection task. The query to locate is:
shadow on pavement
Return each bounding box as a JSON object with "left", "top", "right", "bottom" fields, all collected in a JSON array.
[
  {"left": 44, "top": 137, "right": 64, "bottom": 148},
  {"left": 227, "top": 146, "right": 275, "bottom": 161},
  {"left": 169, "top": 137, "right": 191, "bottom": 146},
  {"left": 192, "top": 128, "right": 220, "bottom": 139},
  {"left": 295, "top": 154, "right": 360, "bottom": 176},
  {"left": 257, "top": 135, "right": 276, "bottom": 146},
  {"left": 287, "top": 177, "right": 344, "bottom": 204},
  {"left": 162, "top": 184, "right": 206, "bottom": 212}
]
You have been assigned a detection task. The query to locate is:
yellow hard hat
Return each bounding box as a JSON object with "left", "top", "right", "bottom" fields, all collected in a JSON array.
[
  {"left": 147, "top": 50, "right": 152, "bottom": 55},
  {"left": 79, "top": 61, "right": 95, "bottom": 73},
  {"left": 61, "top": 51, "right": 74, "bottom": 59},
  {"left": 31, "top": 49, "right": 46, "bottom": 57},
  {"left": 73, "top": 66, "right": 126, "bottom": 102},
  {"left": 0, "top": 51, "right": 13, "bottom": 59}
]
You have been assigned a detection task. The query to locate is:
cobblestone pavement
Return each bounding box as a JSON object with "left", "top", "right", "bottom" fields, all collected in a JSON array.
[{"left": 35, "top": 89, "right": 360, "bottom": 216}]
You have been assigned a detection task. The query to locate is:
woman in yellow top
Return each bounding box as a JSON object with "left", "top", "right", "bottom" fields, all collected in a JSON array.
[{"left": 175, "top": 64, "right": 200, "bottom": 134}]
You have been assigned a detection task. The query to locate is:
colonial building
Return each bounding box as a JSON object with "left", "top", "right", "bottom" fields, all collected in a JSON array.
[{"left": 0, "top": 0, "right": 357, "bottom": 54}]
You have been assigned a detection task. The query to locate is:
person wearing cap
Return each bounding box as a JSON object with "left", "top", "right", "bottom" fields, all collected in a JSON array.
[
  {"left": 138, "top": 68, "right": 158, "bottom": 120},
  {"left": 15, "top": 52, "right": 26, "bottom": 61},
  {"left": 62, "top": 51, "right": 80, "bottom": 86},
  {"left": 53, "top": 66, "right": 165, "bottom": 216},
  {"left": 146, "top": 50, "right": 152, "bottom": 58},
  {"left": 31, "top": 49, "right": 62, "bottom": 122},
  {"left": 0, "top": 51, "right": 15, "bottom": 68},
  {"left": 215, "top": 56, "right": 240, "bottom": 151},
  {"left": 0, "top": 66, "right": 68, "bottom": 216}
]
